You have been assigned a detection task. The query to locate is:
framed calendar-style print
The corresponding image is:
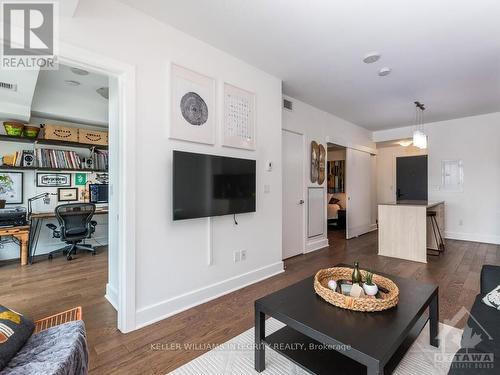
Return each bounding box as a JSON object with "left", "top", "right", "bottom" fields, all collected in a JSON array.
[{"left": 222, "top": 83, "right": 256, "bottom": 150}]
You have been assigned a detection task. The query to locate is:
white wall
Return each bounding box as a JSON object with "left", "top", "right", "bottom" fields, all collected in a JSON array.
[
  {"left": 373, "top": 112, "right": 500, "bottom": 244},
  {"left": 327, "top": 149, "right": 346, "bottom": 161},
  {"left": 376, "top": 144, "right": 427, "bottom": 204},
  {"left": 31, "top": 86, "right": 108, "bottom": 127},
  {"left": 282, "top": 96, "right": 375, "bottom": 251},
  {"left": 48, "top": 0, "right": 284, "bottom": 328},
  {"left": 0, "top": 69, "right": 39, "bottom": 122}
]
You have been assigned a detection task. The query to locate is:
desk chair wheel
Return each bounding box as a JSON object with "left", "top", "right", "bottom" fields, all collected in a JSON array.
[
  {"left": 92, "top": 251, "right": 96, "bottom": 256},
  {"left": 48, "top": 254, "right": 53, "bottom": 260}
]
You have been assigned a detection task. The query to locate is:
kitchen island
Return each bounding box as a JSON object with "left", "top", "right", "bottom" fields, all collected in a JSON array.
[{"left": 378, "top": 200, "right": 445, "bottom": 263}]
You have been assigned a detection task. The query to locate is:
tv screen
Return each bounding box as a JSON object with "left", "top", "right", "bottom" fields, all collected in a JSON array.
[{"left": 173, "top": 151, "right": 256, "bottom": 220}]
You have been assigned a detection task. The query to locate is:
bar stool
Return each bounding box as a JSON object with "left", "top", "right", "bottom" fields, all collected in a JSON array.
[{"left": 427, "top": 210, "right": 445, "bottom": 256}]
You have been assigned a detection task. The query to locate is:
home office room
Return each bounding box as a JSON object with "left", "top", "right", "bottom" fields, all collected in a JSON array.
[{"left": 0, "top": 64, "right": 115, "bottom": 320}]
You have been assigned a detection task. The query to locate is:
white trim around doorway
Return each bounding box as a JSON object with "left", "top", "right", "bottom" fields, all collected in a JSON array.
[{"left": 58, "top": 42, "right": 137, "bottom": 333}]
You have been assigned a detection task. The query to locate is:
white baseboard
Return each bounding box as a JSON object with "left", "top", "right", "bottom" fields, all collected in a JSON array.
[
  {"left": 105, "top": 283, "right": 118, "bottom": 311},
  {"left": 305, "top": 237, "right": 329, "bottom": 253},
  {"left": 135, "top": 261, "right": 284, "bottom": 329},
  {"left": 347, "top": 223, "right": 377, "bottom": 239},
  {"left": 445, "top": 231, "right": 500, "bottom": 245}
]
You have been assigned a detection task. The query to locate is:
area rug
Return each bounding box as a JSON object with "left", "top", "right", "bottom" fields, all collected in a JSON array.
[{"left": 169, "top": 318, "right": 462, "bottom": 374}]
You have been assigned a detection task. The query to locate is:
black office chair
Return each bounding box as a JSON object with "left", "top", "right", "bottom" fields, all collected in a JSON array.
[{"left": 46, "top": 203, "right": 98, "bottom": 261}]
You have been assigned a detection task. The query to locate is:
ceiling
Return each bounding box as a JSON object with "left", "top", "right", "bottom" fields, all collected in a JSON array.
[
  {"left": 0, "top": 63, "right": 109, "bottom": 126},
  {"left": 32, "top": 64, "right": 109, "bottom": 126},
  {"left": 118, "top": 0, "right": 500, "bottom": 130}
]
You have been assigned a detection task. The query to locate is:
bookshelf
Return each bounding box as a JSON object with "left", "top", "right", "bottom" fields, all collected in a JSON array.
[{"left": 0, "top": 135, "right": 108, "bottom": 172}]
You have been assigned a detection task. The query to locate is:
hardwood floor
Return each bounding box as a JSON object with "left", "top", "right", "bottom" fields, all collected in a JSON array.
[{"left": 1, "top": 231, "right": 499, "bottom": 374}]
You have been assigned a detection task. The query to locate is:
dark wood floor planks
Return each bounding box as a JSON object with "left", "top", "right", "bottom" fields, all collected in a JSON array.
[{"left": 1, "top": 230, "right": 499, "bottom": 374}]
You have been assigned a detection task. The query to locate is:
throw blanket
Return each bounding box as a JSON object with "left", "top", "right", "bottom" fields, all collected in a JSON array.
[{"left": 0, "top": 321, "right": 88, "bottom": 375}]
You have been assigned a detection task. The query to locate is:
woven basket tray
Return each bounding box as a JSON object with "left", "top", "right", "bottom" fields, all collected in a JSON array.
[{"left": 314, "top": 267, "right": 399, "bottom": 312}]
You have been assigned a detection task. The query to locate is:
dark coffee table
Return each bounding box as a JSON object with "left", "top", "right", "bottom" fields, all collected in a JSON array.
[{"left": 254, "top": 265, "right": 438, "bottom": 375}]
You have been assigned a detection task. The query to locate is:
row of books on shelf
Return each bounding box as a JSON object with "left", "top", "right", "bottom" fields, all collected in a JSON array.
[
  {"left": 2, "top": 148, "right": 108, "bottom": 171},
  {"left": 93, "top": 150, "right": 109, "bottom": 171}
]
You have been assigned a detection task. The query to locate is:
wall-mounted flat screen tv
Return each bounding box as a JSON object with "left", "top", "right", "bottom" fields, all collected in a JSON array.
[{"left": 173, "top": 151, "right": 256, "bottom": 220}]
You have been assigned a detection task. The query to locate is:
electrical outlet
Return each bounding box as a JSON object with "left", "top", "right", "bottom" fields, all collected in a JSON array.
[
  {"left": 234, "top": 251, "right": 240, "bottom": 262},
  {"left": 241, "top": 250, "right": 247, "bottom": 261}
]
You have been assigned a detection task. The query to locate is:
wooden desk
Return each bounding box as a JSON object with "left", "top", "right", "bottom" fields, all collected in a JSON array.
[
  {"left": 29, "top": 207, "right": 108, "bottom": 263},
  {"left": 30, "top": 207, "right": 109, "bottom": 219},
  {"left": 0, "top": 226, "right": 30, "bottom": 266}
]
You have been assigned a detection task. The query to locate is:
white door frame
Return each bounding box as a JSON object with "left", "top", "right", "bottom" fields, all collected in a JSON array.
[
  {"left": 58, "top": 42, "right": 137, "bottom": 333},
  {"left": 325, "top": 137, "right": 377, "bottom": 240},
  {"left": 282, "top": 128, "right": 306, "bottom": 256}
]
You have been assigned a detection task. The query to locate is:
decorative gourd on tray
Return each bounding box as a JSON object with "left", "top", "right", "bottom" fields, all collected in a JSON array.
[{"left": 314, "top": 267, "right": 399, "bottom": 312}]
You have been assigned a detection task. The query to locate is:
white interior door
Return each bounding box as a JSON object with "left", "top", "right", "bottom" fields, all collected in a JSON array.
[
  {"left": 346, "top": 148, "right": 374, "bottom": 239},
  {"left": 282, "top": 130, "right": 304, "bottom": 259}
]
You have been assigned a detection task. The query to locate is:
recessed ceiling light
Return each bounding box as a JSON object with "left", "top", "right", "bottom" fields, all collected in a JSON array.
[
  {"left": 64, "top": 80, "right": 81, "bottom": 86},
  {"left": 70, "top": 67, "right": 89, "bottom": 76},
  {"left": 363, "top": 52, "right": 381, "bottom": 64},
  {"left": 378, "top": 67, "right": 392, "bottom": 76}
]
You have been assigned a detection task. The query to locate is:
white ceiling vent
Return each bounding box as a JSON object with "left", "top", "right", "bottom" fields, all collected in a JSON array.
[
  {"left": 283, "top": 98, "right": 293, "bottom": 111},
  {"left": 0, "top": 81, "right": 17, "bottom": 92}
]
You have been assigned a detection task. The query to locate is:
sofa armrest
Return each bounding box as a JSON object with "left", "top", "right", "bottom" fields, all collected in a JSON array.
[
  {"left": 480, "top": 265, "right": 500, "bottom": 295},
  {"left": 34, "top": 306, "right": 82, "bottom": 333}
]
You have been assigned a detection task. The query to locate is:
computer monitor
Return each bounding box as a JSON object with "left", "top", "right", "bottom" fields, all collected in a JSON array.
[{"left": 89, "top": 184, "right": 108, "bottom": 204}]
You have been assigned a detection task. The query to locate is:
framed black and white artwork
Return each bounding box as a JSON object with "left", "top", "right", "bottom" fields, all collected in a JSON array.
[
  {"left": 170, "top": 63, "right": 215, "bottom": 145},
  {"left": 36, "top": 173, "right": 72, "bottom": 187},
  {"left": 0, "top": 171, "right": 23, "bottom": 204},
  {"left": 58, "top": 187, "right": 78, "bottom": 202},
  {"left": 223, "top": 83, "right": 256, "bottom": 150}
]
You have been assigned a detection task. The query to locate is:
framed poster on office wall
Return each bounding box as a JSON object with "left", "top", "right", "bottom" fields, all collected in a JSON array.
[
  {"left": 36, "top": 173, "right": 71, "bottom": 187},
  {"left": 170, "top": 63, "right": 216, "bottom": 145},
  {"left": 222, "top": 83, "right": 256, "bottom": 150},
  {"left": 0, "top": 171, "right": 23, "bottom": 204}
]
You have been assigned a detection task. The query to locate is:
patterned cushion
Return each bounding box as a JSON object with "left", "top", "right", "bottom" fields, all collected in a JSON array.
[
  {"left": 482, "top": 285, "right": 500, "bottom": 310},
  {"left": 0, "top": 306, "right": 34, "bottom": 371}
]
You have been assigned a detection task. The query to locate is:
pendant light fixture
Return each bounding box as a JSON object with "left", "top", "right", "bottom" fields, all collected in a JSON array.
[{"left": 412, "top": 101, "right": 427, "bottom": 149}]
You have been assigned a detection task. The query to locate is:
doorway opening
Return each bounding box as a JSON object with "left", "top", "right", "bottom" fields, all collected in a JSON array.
[
  {"left": 0, "top": 43, "right": 137, "bottom": 333},
  {"left": 396, "top": 155, "right": 428, "bottom": 201},
  {"left": 0, "top": 62, "right": 118, "bottom": 325},
  {"left": 326, "top": 143, "right": 346, "bottom": 240}
]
